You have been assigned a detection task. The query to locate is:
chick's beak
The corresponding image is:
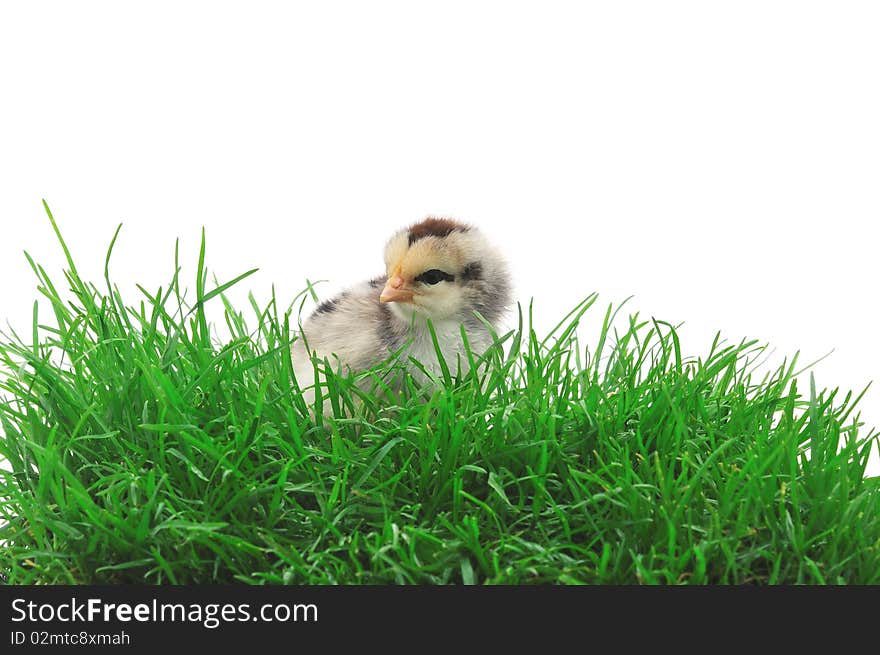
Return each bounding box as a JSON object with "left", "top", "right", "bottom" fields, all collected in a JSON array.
[{"left": 379, "top": 275, "right": 414, "bottom": 303}]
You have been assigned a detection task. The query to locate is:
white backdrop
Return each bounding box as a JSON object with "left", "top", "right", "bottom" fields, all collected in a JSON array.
[{"left": 1, "top": 2, "right": 877, "bottom": 474}]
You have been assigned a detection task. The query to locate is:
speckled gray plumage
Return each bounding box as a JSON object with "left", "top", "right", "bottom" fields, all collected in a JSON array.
[{"left": 292, "top": 278, "right": 409, "bottom": 376}]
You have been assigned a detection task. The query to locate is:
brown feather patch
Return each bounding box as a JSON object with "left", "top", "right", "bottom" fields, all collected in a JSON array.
[{"left": 407, "top": 217, "right": 468, "bottom": 246}]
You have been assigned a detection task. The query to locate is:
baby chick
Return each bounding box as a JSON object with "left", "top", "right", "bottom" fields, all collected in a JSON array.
[{"left": 291, "top": 217, "right": 511, "bottom": 411}]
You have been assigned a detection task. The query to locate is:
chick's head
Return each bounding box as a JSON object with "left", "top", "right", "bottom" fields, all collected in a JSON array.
[{"left": 380, "top": 218, "right": 511, "bottom": 324}]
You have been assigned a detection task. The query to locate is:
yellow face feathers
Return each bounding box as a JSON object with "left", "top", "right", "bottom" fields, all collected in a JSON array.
[
  {"left": 387, "top": 239, "right": 463, "bottom": 283},
  {"left": 379, "top": 217, "right": 509, "bottom": 324}
]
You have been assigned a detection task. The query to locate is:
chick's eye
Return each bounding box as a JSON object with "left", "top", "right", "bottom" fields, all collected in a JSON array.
[{"left": 415, "top": 269, "right": 454, "bottom": 285}]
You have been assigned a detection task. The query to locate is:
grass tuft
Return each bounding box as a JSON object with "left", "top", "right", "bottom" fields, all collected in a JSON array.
[{"left": 1, "top": 206, "right": 878, "bottom": 584}]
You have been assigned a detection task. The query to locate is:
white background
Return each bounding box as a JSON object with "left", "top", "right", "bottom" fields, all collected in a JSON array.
[{"left": 1, "top": 2, "right": 877, "bottom": 474}]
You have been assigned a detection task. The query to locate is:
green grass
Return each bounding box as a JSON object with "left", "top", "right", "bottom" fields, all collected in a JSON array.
[{"left": 2, "top": 203, "right": 879, "bottom": 585}]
